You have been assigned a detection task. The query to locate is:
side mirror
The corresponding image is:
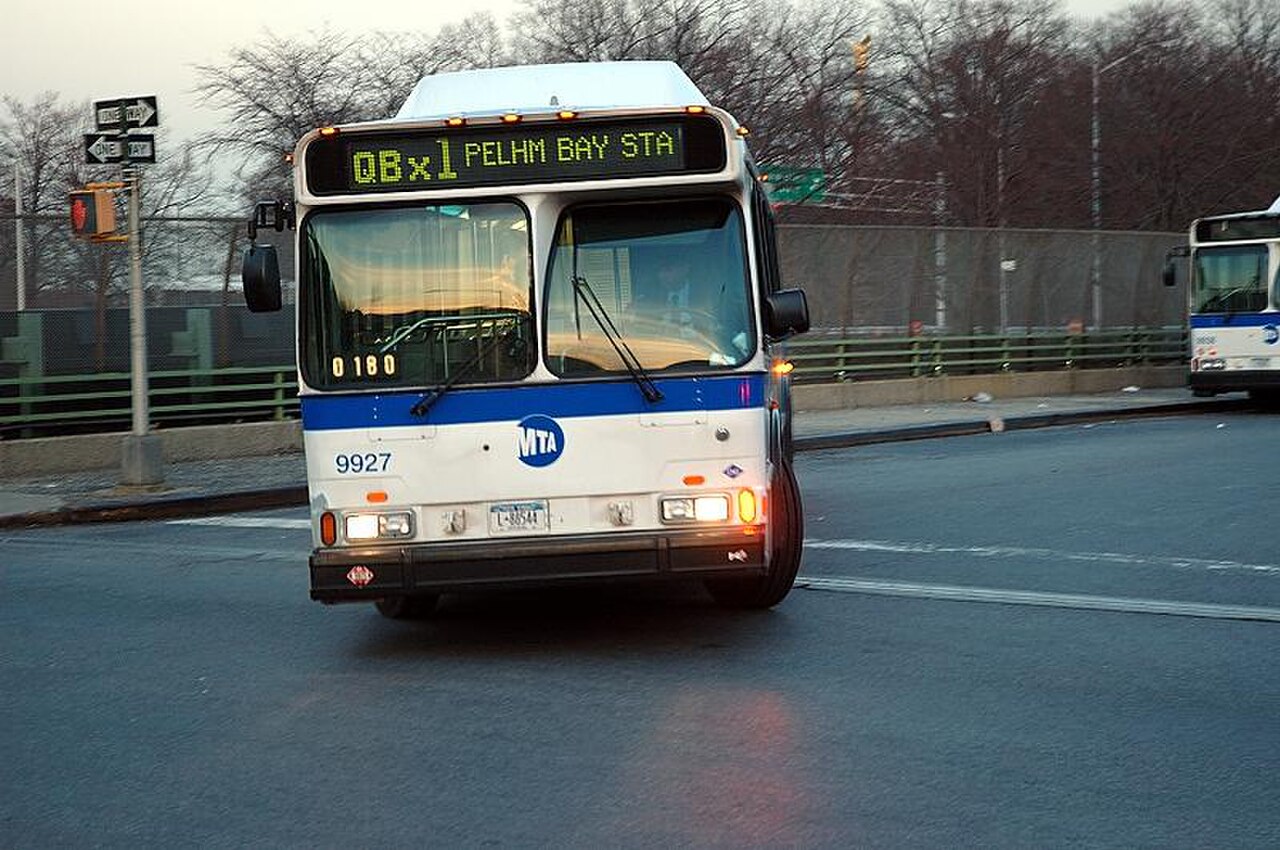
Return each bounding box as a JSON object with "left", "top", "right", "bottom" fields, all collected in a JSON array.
[
  {"left": 1163, "top": 245, "right": 1188, "bottom": 288},
  {"left": 763, "top": 288, "right": 810, "bottom": 339},
  {"left": 242, "top": 244, "right": 282, "bottom": 313}
]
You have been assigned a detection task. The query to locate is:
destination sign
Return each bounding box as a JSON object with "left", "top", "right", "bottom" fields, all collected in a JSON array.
[
  {"left": 1196, "top": 216, "right": 1280, "bottom": 243},
  {"left": 305, "top": 114, "right": 727, "bottom": 195}
]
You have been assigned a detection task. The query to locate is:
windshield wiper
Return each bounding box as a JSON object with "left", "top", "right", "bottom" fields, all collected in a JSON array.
[
  {"left": 410, "top": 329, "right": 517, "bottom": 418},
  {"left": 571, "top": 274, "right": 663, "bottom": 403}
]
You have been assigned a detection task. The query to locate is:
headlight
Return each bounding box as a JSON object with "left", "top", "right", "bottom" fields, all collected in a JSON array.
[
  {"left": 344, "top": 511, "right": 414, "bottom": 541},
  {"left": 661, "top": 495, "right": 730, "bottom": 523}
]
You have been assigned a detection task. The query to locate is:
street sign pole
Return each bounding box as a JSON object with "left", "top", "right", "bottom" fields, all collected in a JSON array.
[
  {"left": 119, "top": 161, "right": 162, "bottom": 486},
  {"left": 85, "top": 95, "right": 163, "bottom": 484},
  {"left": 126, "top": 166, "right": 148, "bottom": 438},
  {"left": 97, "top": 94, "right": 163, "bottom": 486}
]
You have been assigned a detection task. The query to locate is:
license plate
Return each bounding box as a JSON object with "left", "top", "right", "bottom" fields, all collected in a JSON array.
[
  {"left": 1250, "top": 357, "right": 1271, "bottom": 369},
  {"left": 489, "top": 501, "right": 549, "bottom": 535}
]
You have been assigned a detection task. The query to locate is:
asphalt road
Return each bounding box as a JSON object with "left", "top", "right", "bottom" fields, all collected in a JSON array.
[{"left": 2, "top": 413, "right": 1278, "bottom": 848}]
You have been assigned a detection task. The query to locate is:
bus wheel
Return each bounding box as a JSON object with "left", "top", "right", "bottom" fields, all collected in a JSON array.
[
  {"left": 705, "top": 461, "right": 803, "bottom": 609},
  {"left": 375, "top": 593, "right": 440, "bottom": 620},
  {"left": 1248, "top": 389, "right": 1280, "bottom": 408}
]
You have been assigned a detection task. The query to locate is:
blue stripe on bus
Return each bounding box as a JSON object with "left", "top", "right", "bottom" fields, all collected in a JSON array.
[
  {"left": 300, "top": 373, "right": 767, "bottom": 431},
  {"left": 1190, "top": 314, "right": 1280, "bottom": 328}
]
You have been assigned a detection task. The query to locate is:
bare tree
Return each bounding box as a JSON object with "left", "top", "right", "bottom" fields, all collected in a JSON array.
[
  {"left": 0, "top": 93, "right": 96, "bottom": 306},
  {"left": 1090, "top": 0, "right": 1280, "bottom": 230},
  {"left": 179, "top": 0, "right": 1280, "bottom": 233},
  {"left": 195, "top": 28, "right": 381, "bottom": 200},
  {"left": 876, "top": 0, "right": 1071, "bottom": 227},
  {"left": 511, "top": 0, "right": 874, "bottom": 182},
  {"left": 754, "top": 1, "right": 876, "bottom": 179},
  {"left": 197, "top": 16, "right": 510, "bottom": 202}
]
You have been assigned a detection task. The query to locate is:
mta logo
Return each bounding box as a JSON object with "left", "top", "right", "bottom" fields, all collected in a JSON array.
[
  {"left": 517, "top": 415, "right": 564, "bottom": 467},
  {"left": 1263, "top": 325, "right": 1279, "bottom": 346}
]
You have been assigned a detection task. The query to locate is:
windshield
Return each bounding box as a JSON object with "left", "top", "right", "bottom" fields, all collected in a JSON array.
[
  {"left": 1192, "top": 245, "right": 1271, "bottom": 314},
  {"left": 544, "top": 198, "right": 755, "bottom": 375},
  {"left": 300, "top": 202, "right": 534, "bottom": 391}
]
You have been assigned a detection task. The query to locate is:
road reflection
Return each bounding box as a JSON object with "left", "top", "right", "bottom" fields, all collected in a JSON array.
[{"left": 587, "top": 686, "right": 822, "bottom": 847}]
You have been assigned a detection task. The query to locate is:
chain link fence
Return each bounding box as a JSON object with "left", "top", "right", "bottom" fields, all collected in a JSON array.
[
  {"left": 0, "top": 214, "right": 1185, "bottom": 376},
  {"left": 780, "top": 224, "right": 1185, "bottom": 335}
]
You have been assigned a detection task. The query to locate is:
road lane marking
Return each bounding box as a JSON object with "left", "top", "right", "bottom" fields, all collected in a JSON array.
[
  {"left": 796, "top": 576, "right": 1280, "bottom": 623},
  {"left": 804, "top": 538, "right": 1280, "bottom": 576},
  {"left": 168, "top": 517, "right": 312, "bottom": 529}
]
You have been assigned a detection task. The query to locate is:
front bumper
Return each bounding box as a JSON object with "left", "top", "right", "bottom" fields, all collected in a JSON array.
[
  {"left": 310, "top": 528, "right": 766, "bottom": 602},
  {"left": 1190, "top": 370, "right": 1280, "bottom": 394}
]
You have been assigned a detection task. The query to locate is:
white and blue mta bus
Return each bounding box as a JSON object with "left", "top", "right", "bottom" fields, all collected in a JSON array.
[
  {"left": 1166, "top": 196, "right": 1280, "bottom": 403},
  {"left": 242, "top": 62, "right": 810, "bottom": 617}
]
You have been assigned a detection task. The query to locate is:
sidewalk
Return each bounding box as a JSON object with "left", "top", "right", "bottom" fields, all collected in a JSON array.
[{"left": 0, "top": 387, "right": 1239, "bottom": 528}]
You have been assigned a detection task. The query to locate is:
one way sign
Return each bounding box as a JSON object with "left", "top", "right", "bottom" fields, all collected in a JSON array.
[
  {"left": 94, "top": 96, "right": 160, "bottom": 131},
  {"left": 84, "top": 134, "right": 157, "bottom": 164}
]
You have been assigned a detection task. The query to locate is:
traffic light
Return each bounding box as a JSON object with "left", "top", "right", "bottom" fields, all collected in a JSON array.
[{"left": 68, "top": 188, "right": 116, "bottom": 237}]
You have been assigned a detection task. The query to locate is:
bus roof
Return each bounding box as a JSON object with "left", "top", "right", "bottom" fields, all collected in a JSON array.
[{"left": 395, "top": 61, "right": 710, "bottom": 121}]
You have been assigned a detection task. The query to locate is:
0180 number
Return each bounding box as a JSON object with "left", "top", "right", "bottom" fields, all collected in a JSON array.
[
  {"left": 331, "top": 355, "right": 397, "bottom": 380},
  {"left": 335, "top": 452, "right": 392, "bottom": 474}
]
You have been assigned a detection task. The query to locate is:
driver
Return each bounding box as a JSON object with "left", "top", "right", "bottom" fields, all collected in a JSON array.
[{"left": 633, "top": 250, "right": 695, "bottom": 311}]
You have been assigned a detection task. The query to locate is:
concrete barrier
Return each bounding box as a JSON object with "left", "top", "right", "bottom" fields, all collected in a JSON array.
[{"left": 0, "top": 420, "right": 303, "bottom": 478}]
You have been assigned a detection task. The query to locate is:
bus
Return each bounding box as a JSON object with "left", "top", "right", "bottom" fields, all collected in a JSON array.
[
  {"left": 1166, "top": 196, "right": 1280, "bottom": 402},
  {"left": 240, "top": 61, "right": 811, "bottom": 618}
]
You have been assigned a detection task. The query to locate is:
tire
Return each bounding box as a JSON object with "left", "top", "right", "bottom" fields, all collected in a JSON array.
[
  {"left": 705, "top": 461, "right": 804, "bottom": 609},
  {"left": 1248, "top": 389, "right": 1280, "bottom": 408},
  {"left": 375, "top": 593, "right": 440, "bottom": 620}
]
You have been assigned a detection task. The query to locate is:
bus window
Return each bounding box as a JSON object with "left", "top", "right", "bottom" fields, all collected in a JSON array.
[
  {"left": 544, "top": 198, "right": 755, "bottom": 374},
  {"left": 1193, "top": 245, "right": 1269, "bottom": 314},
  {"left": 300, "top": 202, "right": 535, "bottom": 390}
]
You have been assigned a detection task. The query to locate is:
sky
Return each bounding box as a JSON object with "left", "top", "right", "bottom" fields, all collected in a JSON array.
[{"left": 2, "top": 0, "right": 1134, "bottom": 150}]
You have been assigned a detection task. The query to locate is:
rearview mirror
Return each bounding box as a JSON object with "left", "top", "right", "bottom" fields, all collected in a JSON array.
[
  {"left": 1163, "top": 245, "right": 1188, "bottom": 288},
  {"left": 242, "top": 244, "right": 282, "bottom": 313},
  {"left": 763, "top": 288, "right": 810, "bottom": 339}
]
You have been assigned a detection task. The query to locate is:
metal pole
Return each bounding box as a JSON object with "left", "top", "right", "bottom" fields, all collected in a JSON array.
[
  {"left": 1090, "top": 61, "right": 1102, "bottom": 331},
  {"left": 14, "top": 168, "right": 25, "bottom": 311},
  {"left": 126, "top": 166, "right": 149, "bottom": 436},
  {"left": 933, "top": 171, "right": 947, "bottom": 332},
  {"left": 998, "top": 145, "right": 1008, "bottom": 333}
]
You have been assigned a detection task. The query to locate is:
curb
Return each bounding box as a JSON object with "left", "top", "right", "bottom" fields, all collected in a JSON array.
[
  {"left": 0, "top": 486, "right": 308, "bottom": 530},
  {"left": 793, "top": 398, "right": 1250, "bottom": 452}
]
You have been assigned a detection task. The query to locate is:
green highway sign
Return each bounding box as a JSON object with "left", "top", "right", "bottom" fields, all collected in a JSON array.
[{"left": 762, "top": 165, "right": 826, "bottom": 203}]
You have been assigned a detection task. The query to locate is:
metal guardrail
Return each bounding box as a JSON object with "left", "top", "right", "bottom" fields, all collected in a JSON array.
[
  {"left": 786, "top": 327, "right": 1188, "bottom": 385},
  {"left": 0, "top": 328, "right": 1188, "bottom": 437},
  {"left": 0, "top": 366, "right": 298, "bottom": 438}
]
